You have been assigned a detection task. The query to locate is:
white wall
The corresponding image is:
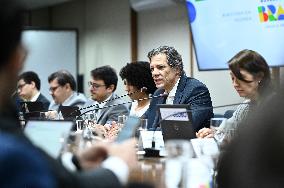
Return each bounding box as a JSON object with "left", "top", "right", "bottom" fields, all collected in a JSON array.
[{"left": 51, "top": 0, "right": 131, "bottom": 97}]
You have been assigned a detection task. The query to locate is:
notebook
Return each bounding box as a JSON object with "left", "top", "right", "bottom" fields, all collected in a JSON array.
[
  {"left": 24, "top": 120, "right": 74, "bottom": 158},
  {"left": 157, "top": 104, "right": 196, "bottom": 141}
]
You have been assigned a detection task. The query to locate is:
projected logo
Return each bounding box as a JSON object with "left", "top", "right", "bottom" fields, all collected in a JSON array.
[
  {"left": 258, "top": 4, "right": 284, "bottom": 22},
  {"left": 186, "top": 0, "right": 196, "bottom": 23}
]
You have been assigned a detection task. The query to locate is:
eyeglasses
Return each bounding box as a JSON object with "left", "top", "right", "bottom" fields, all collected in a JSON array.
[
  {"left": 49, "top": 85, "right": 60, "bottom": 92},
  {"left": 88, "top": 81, "right": 106, "bottom": 89},
  {"left": 17, "top": 83, "right": 27, "bottom": 90}
]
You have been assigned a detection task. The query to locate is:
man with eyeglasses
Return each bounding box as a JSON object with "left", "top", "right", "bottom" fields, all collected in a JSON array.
[
  {"left": 83, "top": 65, "right": 129, "bottom": 125},
  {"left": 17, "top": 71, "right": 50, "bottom": 110},
  {"left": 48, "top": 70, "right": 87, "bottom": 111}
]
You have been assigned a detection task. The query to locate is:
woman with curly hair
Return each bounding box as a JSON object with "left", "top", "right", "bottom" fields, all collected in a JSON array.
[{"left": 120, "top": 61, "right": 157, "bottom": 117}]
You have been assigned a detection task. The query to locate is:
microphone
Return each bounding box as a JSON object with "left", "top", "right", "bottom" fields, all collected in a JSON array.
[
  {"left": 144, "top": 101, "right": 251, "bottom": 157},
  {"left": 69, "top": 87, "right": 148, "bottom": 118},
  {"left": 77, "top": 87, "right": 148, "bottom": 114},
  {"left": 76, "top": 92, "right": 168, "bottom": 119}
]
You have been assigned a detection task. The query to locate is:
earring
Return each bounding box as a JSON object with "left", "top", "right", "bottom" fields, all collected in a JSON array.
[{"left": 258, "top": 80, "right": 261, "bottom": 84}]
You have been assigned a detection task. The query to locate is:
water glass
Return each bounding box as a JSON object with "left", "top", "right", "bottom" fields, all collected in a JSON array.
[
  {"left": 165, "top": 140, "right": 193, "bottom": 188},
  {"left": 139, "top": 118, "right": 148, "bottom": 131},
  {"left": 76, "top": 120, "right": 86, "bottom": 131},
  {"left": 210, "top": 118, "right": 227, "bottom": 133},
  {"left": 117, "top": 115, "right": 127, "bottom": 127},
  {"left": 84, "top": 112, "right": 97, "bottom": 121}
]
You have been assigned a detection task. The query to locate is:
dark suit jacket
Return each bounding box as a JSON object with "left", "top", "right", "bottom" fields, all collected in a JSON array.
[
  {"left": 36, "top": 93, "right": 50, "bottom": 111},
  {"left": 0, "top": 132, "right": 56, "bottom": 188},
  {"left": 0, "top": 106, "right": 122, "bottom": 188},
  {"left": 143, "top": 74, "right": 213, "bottom": 131}
]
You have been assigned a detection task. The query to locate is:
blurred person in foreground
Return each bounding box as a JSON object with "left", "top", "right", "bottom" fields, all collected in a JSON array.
[
  {"left": 0, "top": 1, "right": 137, "bottom": 187},
  {"left": 143, "top": 45, "right": 213, "bottom": 131},
  {"left": 196, "top": 49, "right": 275, "bottom": 139},
  {"left": 216, "top": 91, "right": 284, "bottom": 187}
]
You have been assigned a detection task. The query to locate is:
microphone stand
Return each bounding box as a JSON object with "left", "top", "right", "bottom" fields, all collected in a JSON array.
[
  {"left": 75, "top": 93, "right": 168, "bottom": 120},
  {"left": 78, "top": 87, "right": 147, "bottom": 113}
]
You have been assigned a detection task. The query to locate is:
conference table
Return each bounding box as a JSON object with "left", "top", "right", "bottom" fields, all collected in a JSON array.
[{"left": 128, "top": 156, "right": 166, "bottom": 188}]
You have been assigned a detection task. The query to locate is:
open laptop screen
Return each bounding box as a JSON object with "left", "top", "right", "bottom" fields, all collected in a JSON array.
[
  {"left": 24, "top": 120, "right": 73, "bottom": 158},
  {"left": 58, "top": 105, "right": 80, "bottom": 120},
  {"left": 157, "top": 104, "right": 195, "bottom": 141}
]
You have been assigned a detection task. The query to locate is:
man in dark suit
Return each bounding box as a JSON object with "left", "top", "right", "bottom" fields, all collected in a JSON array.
[
  {"left": 18, "top": 71, "right": 50, "bottom": 110},
  {"left": 0, "top": 1, "right": 136, "bottom": 187},
  {"left": 143, "top": 46, "right": 213, "bottom": 131}
]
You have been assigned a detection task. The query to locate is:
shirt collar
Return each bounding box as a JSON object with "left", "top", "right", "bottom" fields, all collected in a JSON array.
[
  {"left": 30, "top": 91, "right": 40, "bottom": 102},
  {"left": 95, "top": 94, "right": 113, "bottom": 108},
  {"left": 167, "top": 77, "right": 180, "bottom": 97}
]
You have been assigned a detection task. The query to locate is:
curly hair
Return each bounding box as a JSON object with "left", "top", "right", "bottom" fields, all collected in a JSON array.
[
  {"left": 147, "top": 46, "right": 184, "bottom": 75},
  {"left": 119, "top": 61, "right": 157, "bottom": 95}
]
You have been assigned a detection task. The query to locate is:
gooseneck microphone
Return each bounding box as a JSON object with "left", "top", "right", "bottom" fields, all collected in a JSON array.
[
  {"left": 79, "top": 87, "right": 147, "bottom": 111},
  {"left": 69, "top": 87, "right": 148, "bottom": 117},
  {"left": 76, "top": 92, "right": 168, "bottom": 119}
]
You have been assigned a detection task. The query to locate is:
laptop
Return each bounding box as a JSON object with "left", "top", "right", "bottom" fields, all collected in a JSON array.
[
  {"left": 20, "top": 101, "right": 45, "bottom": 120},
  {"left": 157, "top": 104, "right": 196, "bottom": 141},
  {"left": 24, "top": 120, "right": 74, "bottom": 158},
  {"left": 20, "top": 101, "right": 45, "bottom": 113},
  {"left": 58, "top": 105, "right": 80, "bottom": 120}
]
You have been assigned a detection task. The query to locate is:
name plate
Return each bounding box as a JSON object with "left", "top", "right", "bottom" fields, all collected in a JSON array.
[{"left": 140, "top": 131, "right": 164, "bottom": 150}]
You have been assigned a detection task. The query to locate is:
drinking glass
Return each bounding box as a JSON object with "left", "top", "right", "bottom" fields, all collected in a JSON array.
[
  {"left": 83, "top": 112, "right": 97, "bottom": 129},
  {"left": 139, "top": 118, "right": 148, "bottom": 131},
  {"left": 76, "top": 120, "right": 86, "bottom": 131},
  {"left": 117, "top": 115, "right": 127, "bottom": 127},
  {"left": 165, "top": 140, "right": 193, "bottom": 188},
  {"left": 210, "top": 118, "right": 227, "bottom": 133}
]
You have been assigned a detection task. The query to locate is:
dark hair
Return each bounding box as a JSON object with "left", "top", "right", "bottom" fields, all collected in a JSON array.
[
  {"left": 147, "top": 46, "right": 184, "bottom": 75},
  {"left": 91, "top": 65, "right": 118, "bottom": 91},
  {"left": 0, "top": 0, "right": 24, "bottom": 69},
  {"left": 119, "top": 61, "right": 157, "bottom": 95},
  {"left": 228, "top": 49, "right": 272, "bottom": 97},
  {"left": 48, "top": 70, "right": 76, "bottom": 91},
  {"left": 19, "top": 71, "right": 41, "bottom": 90}
]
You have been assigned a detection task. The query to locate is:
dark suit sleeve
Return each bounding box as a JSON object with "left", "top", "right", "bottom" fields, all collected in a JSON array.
[
  {"left": 74, "top": 168, "right": 122, "bottom": 188},
  {"left": 187, "top": 84, "right": 213, "bottom": 131},
  {"left": 36, "top": 94, "right": 50, "bottom": 111}
]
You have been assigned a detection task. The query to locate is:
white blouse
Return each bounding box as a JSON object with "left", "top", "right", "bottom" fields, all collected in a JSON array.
[{"left": 129, "top": 101, "right": 150, "bottom": 117}]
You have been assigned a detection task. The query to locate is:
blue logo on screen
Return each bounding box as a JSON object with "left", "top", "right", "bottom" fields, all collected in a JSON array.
[{"left": 186, "top": 1, "right": 196, "bottom": 23}]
